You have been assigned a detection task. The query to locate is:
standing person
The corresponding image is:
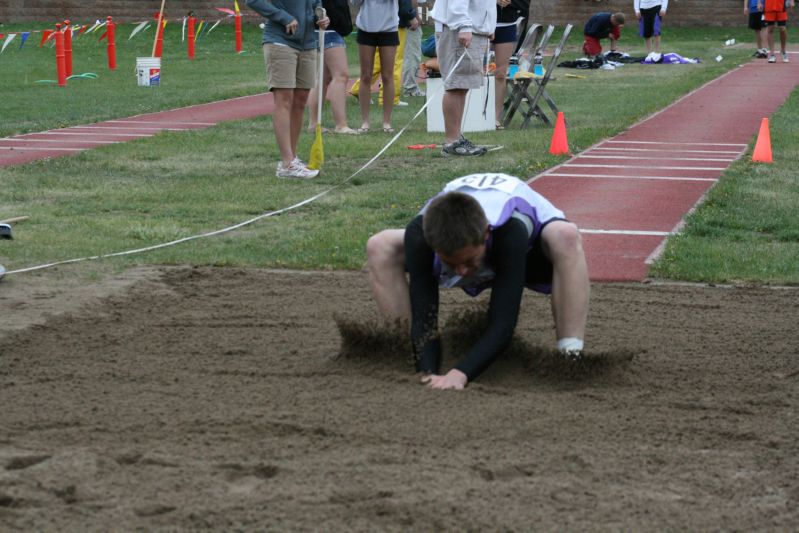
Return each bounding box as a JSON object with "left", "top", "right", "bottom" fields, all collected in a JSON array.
[
  {"left": 634, "top": 0, "right": 667, "bottom": 62},
  {"left": 307, "top": 25, "right": 360, "bottom": 135},
  {"left": 582, "top": 12, "right": 626, "bottom": 59},
  {"left": 744, "top": 0, "right": 769, "bottom": 58},
  {"left": 763, "top": 0, "right": 794, "bottom": 63},
  {"left": 430, "top": 0, "right": 496, "bottom": 157},
  {"left": 402, "top": 0, "right": 426, "bottom": 97},
  {"left": 351, "top": 1, "right": 419, "bottom": 117},
  {"left": 352, "top": 0, "right": 401, "bottom": 133},
  {"left": 493, "top": 0, "right": 529, "bottom": 130},
  {"left": 366, "top": 173, "right": 590, "bottom": 390},
  {"left": 247, "top": 0, "right": 330, "bottom": 179}
]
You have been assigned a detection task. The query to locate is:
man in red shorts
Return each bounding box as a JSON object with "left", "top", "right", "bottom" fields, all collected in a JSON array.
[
  {"left": 763, "top": 0, "right": 795, "bottom": 63},
  {"left": 582, "top": 12, "right": 626, "bottom": 58}
]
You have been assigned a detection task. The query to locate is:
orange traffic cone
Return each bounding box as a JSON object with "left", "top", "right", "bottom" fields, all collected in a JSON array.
[
  {"left": 752, "top": 117, "right": 773, "bottom": 163},
  {"left": 549, "top": 112, "right": 569, "bottom": 155}
]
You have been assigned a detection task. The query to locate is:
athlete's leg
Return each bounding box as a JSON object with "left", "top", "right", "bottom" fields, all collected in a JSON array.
[
  {"left": 540, "top": 221, "right": 589, "bottom": 343},
  {"left": 366, "top": 229, "right": 411, "bottom": 321}
]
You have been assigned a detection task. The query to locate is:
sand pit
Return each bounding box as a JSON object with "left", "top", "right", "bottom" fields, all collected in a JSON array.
[{"left": 0, "top": 266, "right": 797, "bottom": 529}]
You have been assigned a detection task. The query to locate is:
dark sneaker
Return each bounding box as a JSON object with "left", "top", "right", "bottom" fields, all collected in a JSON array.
[{"left": 441, "top": 135, "right": 487, "bottom": 157}]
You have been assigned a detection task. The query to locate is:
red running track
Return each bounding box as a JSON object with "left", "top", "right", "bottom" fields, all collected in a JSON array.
[
  {"left": 0, "top": 93, "right": 275, "bottom": 168},
  {"left": 530, "top": 54, "right": 799, "bottom": 281}
]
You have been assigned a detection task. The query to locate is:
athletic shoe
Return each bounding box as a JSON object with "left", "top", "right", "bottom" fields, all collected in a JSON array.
[
  {"left": 441, "top": 135, "right": 487, "bottom": 157},
  {"left": 403, "top": 88, "right": 426, "bottom": 97},
  {"left": 782, "top": 53, "right": 790, "bottom": 63},
  {"left": 276, "top": 160, "right": 319, "bottom": 179},
  {"left": 395, "top": 100, "right": 409, "bottom": 107},
  {"left": 768, "top": 54, "right": 777, "bottom": 63}
]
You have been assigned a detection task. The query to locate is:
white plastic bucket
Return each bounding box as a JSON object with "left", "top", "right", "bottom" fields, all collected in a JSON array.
[{"left": 136, "top": 57, "right": 161, "bottom": 87}]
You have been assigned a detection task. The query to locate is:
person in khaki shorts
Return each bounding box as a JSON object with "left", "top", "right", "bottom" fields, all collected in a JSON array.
[
  {"left": 429, "top": 0, "right": 496, "bottom": 157},
  {"left": 247, "top": 0, "right": 330, "bottom": 179}
]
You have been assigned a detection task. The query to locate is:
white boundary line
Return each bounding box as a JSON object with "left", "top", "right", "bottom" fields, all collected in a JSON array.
[
  {"left": 20, "top": 132, "right": 153, "bottom": 138},
  {"left": 107, "top": 120, "right": 216, "bottom": 126},
  {"left": 0, "top": 146, "right": 84, "bottom": 152},
  {"left": 575, "top": 154, "right": 736, "bottom": 162},
  {"left": 546, "top": 173, "right": 717, "bottom": 182},
  {"left": 562, "top": 163, "right": 728, "bottom": 171},
  {"left": 0, "top": 138, "right": 119, "bottom": 144},
  {"left": 588, "top": 147, "right": 742, "bottom": 154},
  {"left": 70, "top": 125, "right": 193, "bottom": 132},
  {"left": 604, "top": 140, "right": 748, "bottom": 147},
  {"left": 580, "top": 229, "right": 671, "bottom": 236}
]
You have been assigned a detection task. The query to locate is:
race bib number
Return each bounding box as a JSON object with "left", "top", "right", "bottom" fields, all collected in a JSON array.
[{"left": 447, "top": 173, "right": 519, "bottom": 194}]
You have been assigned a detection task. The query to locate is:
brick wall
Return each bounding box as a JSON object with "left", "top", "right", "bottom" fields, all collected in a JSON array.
[
  {"left": 528, "top": 0, "right": 744, "bottom": 28},
  {"left": 1, "top": 0, "right": 746, "bottom": 27}
]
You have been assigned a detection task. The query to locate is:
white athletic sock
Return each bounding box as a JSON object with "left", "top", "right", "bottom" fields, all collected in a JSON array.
[{"left": 557, "top": 337, "right": 584, "bottom": 353}]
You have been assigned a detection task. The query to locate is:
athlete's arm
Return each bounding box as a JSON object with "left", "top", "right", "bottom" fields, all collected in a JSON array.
[
  {"left": 453, "top": 218, "right": 529, "bottom": 380},
  {"left": 404, "top": 215, "right": 442, "bottom": 374}
]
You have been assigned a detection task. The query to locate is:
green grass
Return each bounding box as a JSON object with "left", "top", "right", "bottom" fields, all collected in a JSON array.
[{"left": 1, "top": 24, "right": 796, "bottom": 285}]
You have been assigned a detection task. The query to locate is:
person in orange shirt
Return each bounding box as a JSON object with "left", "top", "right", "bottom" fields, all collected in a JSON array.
[{"left": 763, "top": 0, "right": 795, "bottom": 62}]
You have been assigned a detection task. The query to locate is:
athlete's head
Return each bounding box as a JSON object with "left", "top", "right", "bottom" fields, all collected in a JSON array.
[
  {"left": 611, "top": 12, "right": 626, "bottom": 26},
  {"left": 423, "top": 192, "right": 489, "bottom": 276}
]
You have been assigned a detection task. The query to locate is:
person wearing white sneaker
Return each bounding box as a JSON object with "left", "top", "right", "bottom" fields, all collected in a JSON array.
[
  {"left": 276, "top": 159, "right": 319, "bottom": 179},
  {"left": 246, "top": 0, "right": 329, "bottom": 178},
  {"left": 635, "top": 0, "right": 667, "bottom": 59},
  {"left": 744, "top": 0, "right": 768, "bottom": 58},
  {"left": 763, "top": 0, "right": 794, "bottom": 64}
]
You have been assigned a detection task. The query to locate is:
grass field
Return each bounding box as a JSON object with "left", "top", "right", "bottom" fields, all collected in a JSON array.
[{"left": 0, "top": 23, "right": 797, "bottom": 284}]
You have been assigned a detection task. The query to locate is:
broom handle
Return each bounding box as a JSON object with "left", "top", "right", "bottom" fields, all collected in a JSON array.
[
  {"left": 315, "top": 7, "right": 326, "bottom": 126},
  {"left": 151, "top": 0, "right": 167, "bottom": 57}
]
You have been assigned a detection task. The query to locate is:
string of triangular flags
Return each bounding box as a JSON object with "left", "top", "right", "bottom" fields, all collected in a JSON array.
[{"left": 0, "top": 3, "right": 249, "bottom": 54}]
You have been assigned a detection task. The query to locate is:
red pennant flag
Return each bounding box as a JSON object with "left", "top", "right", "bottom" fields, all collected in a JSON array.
[
  {"left": 79, "top": 24, "right": 89, "bottom": 34},
  {"left": 40, "top": 30, "right": 54, "bottom": 47},
  {"left": 98, "top": 30, "right": 109, "bottom": 41}
]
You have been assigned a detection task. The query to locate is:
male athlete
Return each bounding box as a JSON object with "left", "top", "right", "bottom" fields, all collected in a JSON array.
[{"left": 366, "top": 173, "right": 590, "bottom": 390}]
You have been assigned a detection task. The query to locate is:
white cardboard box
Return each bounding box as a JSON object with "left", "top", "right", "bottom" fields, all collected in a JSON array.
[{"left": 425, "top": 76, "right": 495, "bottom": 133}]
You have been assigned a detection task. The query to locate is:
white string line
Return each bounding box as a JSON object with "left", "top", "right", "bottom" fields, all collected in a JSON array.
[{"left": 6, "top": 51, "right": 472, "bottom": 277}]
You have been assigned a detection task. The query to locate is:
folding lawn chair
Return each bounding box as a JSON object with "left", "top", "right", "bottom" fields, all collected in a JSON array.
[{"left": 501, "top": 24, "right": 573, "bottom": 129}]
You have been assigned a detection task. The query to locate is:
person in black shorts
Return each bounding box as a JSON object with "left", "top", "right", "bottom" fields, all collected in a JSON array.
[
  {"left": 745, "top": 0, "right": 769, "bottom": 57},
  {"left": 366, "top": 173, "right": 590, "bottom": 390},
  {"left": 352, "top": 0, "right": 401, "bottom": 133}
]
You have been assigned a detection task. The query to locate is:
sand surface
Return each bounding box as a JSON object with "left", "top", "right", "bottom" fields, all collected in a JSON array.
[{"left": 0, "top": 266, "right": 797, "bottom": 530}]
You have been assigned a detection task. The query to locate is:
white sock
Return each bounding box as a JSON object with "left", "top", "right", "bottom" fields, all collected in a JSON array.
[{"left": 557, "top": 337, "right": 584, "bottom": 353}]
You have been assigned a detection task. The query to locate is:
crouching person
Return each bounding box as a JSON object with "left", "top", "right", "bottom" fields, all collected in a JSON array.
[{"left": 366, "top": 173, "right": 590, "bottom": 390}]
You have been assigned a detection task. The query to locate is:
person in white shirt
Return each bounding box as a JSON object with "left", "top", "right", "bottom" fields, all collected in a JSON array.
[{"left": 634, "top": 0, "right": 668, "bottom": 62}]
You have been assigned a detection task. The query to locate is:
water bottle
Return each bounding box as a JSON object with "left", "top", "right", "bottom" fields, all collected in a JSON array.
[
  {"left": 508, "top": 55, "right": 519, "bottom": 79},
  {"left": 533, "top": 52, "right": 543, "bottom": 76}
]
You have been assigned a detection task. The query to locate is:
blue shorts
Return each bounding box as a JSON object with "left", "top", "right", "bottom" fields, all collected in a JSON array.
[
  {"left": 492, "top": 24, "right": 518, "bottom": 44},
  {"left": 316, "top": 30, "right": 345, "bottom": 49}
]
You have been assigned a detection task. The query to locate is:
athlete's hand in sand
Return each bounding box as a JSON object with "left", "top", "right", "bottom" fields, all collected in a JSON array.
[{"left": 420, "top": 369, "right": 467, "bottom": 390}]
